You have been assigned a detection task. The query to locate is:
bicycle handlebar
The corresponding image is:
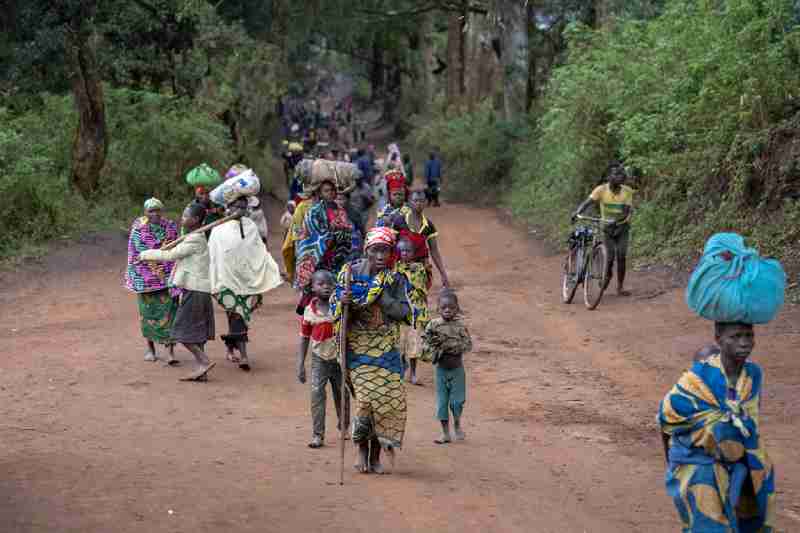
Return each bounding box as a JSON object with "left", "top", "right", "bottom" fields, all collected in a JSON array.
[{"left": 575, "top": 214, "right": 613, "bottom": 225}]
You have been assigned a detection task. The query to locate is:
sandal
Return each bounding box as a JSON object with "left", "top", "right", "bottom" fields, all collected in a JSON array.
[
  {"left": 238, "top": 356, "right": 251, "bottom": 372},
  {"left": 180, "top": 362, "right": 216, "bottom": 382},
  {"left": 226, "top": 352, "right": 240, "bottom": 364}
]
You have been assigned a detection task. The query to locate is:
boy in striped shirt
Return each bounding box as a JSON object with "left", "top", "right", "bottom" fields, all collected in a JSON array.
[{"left": 296, "top": 270, "right": 349, "bottom": 448}]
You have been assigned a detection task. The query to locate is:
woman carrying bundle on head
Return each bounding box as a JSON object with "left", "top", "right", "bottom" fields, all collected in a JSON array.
[
  {"left": 292, "top": 166, "right": 355, "bottom": 316},
  {"left": 658, "top": 233, "right": 784, "bottom": 533},
  {"left": 208, "top": 167, "right": 282, "bottom": 371},
  {"left": 124, "top": 198, "right": 179, "bottom": 365}
]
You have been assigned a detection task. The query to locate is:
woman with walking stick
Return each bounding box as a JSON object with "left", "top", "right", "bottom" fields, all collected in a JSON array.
[{"left": 332, "top": 227, "right": 419, "bottom": 475}]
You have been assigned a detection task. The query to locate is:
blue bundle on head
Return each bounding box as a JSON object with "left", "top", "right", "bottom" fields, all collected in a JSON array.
[{"left": 686, "top": 233, "right": 786, "bottom": 324}]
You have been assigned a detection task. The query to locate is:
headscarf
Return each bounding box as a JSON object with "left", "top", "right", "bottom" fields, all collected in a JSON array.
[
  {"left": 385, "top": 170, "right": 406, "bottom": 193},
  {"left": 365, "top": 227, "right": 397, "bottom": 250},
  {"left": 144, "top": 198, "right": 164, "bottom": 211}
]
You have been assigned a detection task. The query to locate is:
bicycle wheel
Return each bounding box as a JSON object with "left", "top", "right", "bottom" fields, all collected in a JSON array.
[
  {"left": 561, "top": 247, "right": 580, "bottom": 304},
  {"left": 584, "top": 243, "right": 609, "bottom": 310}
]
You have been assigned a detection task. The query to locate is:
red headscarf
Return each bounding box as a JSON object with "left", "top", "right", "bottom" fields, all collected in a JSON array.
[
  {"left": 365, "top": 227, "right": 397, "bottom": 250},
  {"left": 385, "top": 170, "right": 407, "bottom": 194}
]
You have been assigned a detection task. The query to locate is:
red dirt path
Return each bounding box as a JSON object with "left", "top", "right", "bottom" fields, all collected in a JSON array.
[{"left": 1, "top": 204, "right": 798, "bottom": 532}]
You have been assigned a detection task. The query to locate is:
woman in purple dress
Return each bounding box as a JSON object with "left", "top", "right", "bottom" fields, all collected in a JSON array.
[{"left": 124, "top": 198, "right": 179, "bottom": 363}]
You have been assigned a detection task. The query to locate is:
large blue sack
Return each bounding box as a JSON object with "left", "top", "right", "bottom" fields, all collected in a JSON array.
[{"left": 686, "top": 233, "right": 786, "bottom": 324}]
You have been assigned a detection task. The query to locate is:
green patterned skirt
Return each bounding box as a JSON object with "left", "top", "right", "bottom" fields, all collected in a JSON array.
[
  {"left": 137, "top": 289, "right": 177, "bottom": 344},
  {"left": 214, "top": 289, "right": 263, "bottom": 324}
]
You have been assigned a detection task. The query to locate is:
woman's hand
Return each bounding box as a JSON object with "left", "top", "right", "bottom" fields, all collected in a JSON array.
[{"left": 340, "top": 289, "right": 353, "bottom": 305}]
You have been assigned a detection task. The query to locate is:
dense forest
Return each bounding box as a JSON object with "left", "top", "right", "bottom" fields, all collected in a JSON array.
[{"left": 2, "top": 0, "right": 800, "bottom": 275}]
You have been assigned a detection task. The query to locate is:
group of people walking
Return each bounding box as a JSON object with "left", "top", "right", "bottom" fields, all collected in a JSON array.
[
  {"left": 279, "top": 140, "right": 472, "bottom": 473},
  {"left": 124, "top": 166, "right": 282, "bottom": 382},
  {"left": 124, "top": 139, "right": 473, "bottom": 477},
  {"left": 122, "top": 97, "right": 782, "bottom": 528}
]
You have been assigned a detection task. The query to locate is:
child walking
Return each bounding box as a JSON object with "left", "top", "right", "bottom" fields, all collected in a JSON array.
[
  {"left": 296, "top": 270, "right": 349, "bottom": 448},
  {"left": 396, "top": 237, "right": 430, "bottom": 385},
  {"left": 139, "top": 203, "right": 216, "bottom": 382},
  {"left": 421, "top": 290, "right": 472, "bottom": 444}
]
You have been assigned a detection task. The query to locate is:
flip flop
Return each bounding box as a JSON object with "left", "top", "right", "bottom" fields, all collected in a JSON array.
[
  {"left": 165, "top": 359, "right": 181, "bottom": 367},
  {"left": 434, "top": 437, "right": 451, "bottom": 445},
  {"left": 238, "top": 358, "right": 251, "bottom": 372},
  {"left": 226, "top": 352, "right": 240, "bottom": 364},
  {"left": 180, "top": 362, "right": 216, "bottom": 382}
]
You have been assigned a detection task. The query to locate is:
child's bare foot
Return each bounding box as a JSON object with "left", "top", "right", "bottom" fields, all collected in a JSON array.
[
  {"left": 308, "top": 435, "right": 323, "bottom": 449},
  {"left": 454, "top": 418, "right": 465, "bottom": 441},
  {"left": 435, "top": 420, "right": 451, "bottom": 444}
]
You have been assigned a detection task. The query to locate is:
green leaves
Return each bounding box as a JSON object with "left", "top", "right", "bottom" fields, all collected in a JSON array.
[{"left": 509, "top": 0, "right": 800, "bottom": 265}]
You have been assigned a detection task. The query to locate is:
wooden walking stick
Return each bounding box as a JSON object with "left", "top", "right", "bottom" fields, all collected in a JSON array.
[
  {"left": 338, "top": 266, "right": 352, "bottom": 485},
  {"left": 161, "top": 212, "right": 242, "bottom": 251}
]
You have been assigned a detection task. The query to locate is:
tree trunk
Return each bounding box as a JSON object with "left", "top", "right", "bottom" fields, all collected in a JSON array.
[
  {"left": 495, "top": 0, "right": 530, "bottom": 121},
  {"left": 370, "top": 36, "right": 385, "bottom": 101},
  {"left": 464, "top": 12, "right": 501, "bottom": 111},
  {"left": 65, "top": 27, "right": 107, "bottom": 199},
  {"left": 420, "top": 12, "right": 436, "bottom": 108},
  {"left": 445, "top": 10, "right": 466, "bottom": 111}
]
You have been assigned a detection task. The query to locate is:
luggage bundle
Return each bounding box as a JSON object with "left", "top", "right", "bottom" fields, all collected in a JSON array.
[
  {"left": 209, "top": 167, "right": 261, "bottom": 207},
  {"left": 185, "top": 163, "right": 222, "bottom": 187},
  {"left": 295, "top": 158, "right": 361, "bottom": 193},
  {"left": 686, "top": 233, "right": 786, "bottom": 324}
]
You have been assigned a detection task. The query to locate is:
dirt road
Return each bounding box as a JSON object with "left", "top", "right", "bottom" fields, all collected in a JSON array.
[{"left": 1, "top": 203, "right": 798, "bottom": 532}]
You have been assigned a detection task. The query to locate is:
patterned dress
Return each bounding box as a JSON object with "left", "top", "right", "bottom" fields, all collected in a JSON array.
[
  {"left": 658, "top": 354, "right": 775, "bottom": 532},
  {"left": 124, "top": 216, "right": 179, "bottom": 343},
  {"left": 295, "top": 201, "right": 353, "bottom": 291},
  {"left": 332, "top": 262, "right": 419, "bottom": 449},
  {"left": 396, "top": 261, "right": 430, "bottom": 362}
]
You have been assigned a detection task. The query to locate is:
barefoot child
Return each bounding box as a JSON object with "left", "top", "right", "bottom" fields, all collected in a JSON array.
[
  {"left": 396, "top": 238, "right": 430, "bottom": 385},
  {"left": 139, "top": 203, "right": 216, "bottom": 381},
  {"left": 297, "top": 270, "right": 349, "bottom": 448},
  {"left": 421, "top": 290, "right": 472, "bottom": 444}
]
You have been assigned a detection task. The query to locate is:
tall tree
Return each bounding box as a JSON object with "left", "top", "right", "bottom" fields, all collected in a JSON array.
[
  {"left": 58, "top": 0, "right": 107, "bottom": 198},
  {"left": 494, "top": 0, "right": 529, "bottom": 119}
]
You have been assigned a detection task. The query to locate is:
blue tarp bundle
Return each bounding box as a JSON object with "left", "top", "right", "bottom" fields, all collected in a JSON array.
[{"left": 686, "top": 233, "right": 786, "bottom": 324}]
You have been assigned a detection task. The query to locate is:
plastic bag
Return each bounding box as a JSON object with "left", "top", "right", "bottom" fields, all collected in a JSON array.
[
  {"left": 185, "top": 163, "right": 222, "bottom": 187},
  {"left": 686, "top": 233, "right": 786, "bottom": 324},
  {"left": 209, "top": 169, "right": 261, "bottom": 206}
]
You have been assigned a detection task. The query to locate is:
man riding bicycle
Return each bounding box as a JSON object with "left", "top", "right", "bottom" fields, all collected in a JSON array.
[{"left": 572, "top": 163, "right": 634, "bottom": 296}]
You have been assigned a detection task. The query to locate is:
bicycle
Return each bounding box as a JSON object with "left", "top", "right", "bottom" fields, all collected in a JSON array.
[{"left": 561, "top": 214, "right": 612, "bottom": 310}]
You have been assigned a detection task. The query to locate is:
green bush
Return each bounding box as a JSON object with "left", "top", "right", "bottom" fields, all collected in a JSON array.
[
  {"left": 101, "top": 88, "right": 233, "bottom": 204},
  {"left": 0, "top": 87, "right": 237, "bottom": 259}
]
